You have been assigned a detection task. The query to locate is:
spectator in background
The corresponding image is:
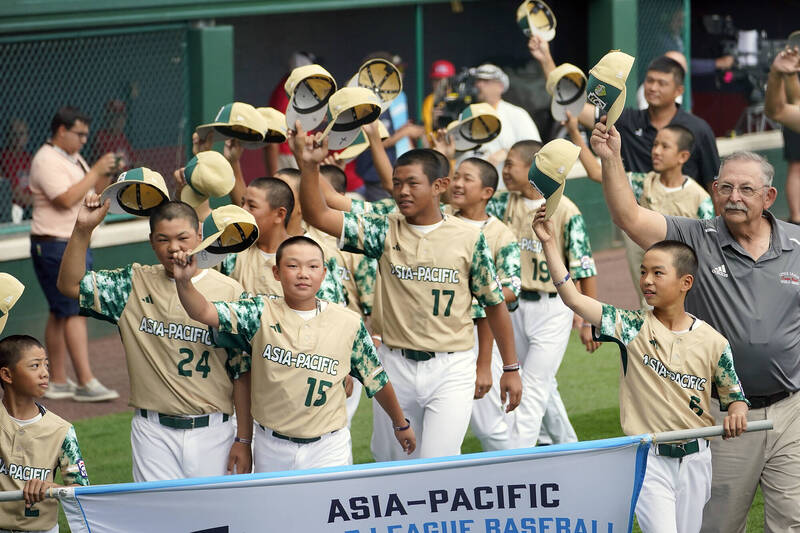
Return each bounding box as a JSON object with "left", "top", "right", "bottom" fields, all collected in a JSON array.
[
  {"left": 422, "top": 60, "right": 455, "bottom": 135},
  {"left": 472, "top": 63, "right": 542, "bottom": 179},
  {"left": 0, "top": 118, "right": 33, "bottom": 222},
  {"left": 636, "top": 51, "right": 687, "bottom": 110},
  {"left": 265, "top": 51, "right": 317, "bottom": 175},
  {"left": 28, "top": 106, "right": 119, "bottom": 402},
  {"left": 91, "top": 99, "right": 135, "bottom": 172},
  {"left": 765, "top": 46, "right": 800, "bottom": 134},
  {"left": 784, "top": 128, "right": 800, "bottom": 224}
]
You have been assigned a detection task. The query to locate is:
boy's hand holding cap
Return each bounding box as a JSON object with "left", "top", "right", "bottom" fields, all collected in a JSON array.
[{"left": 528, "top": 138, "right": 581, "bottom": 219}]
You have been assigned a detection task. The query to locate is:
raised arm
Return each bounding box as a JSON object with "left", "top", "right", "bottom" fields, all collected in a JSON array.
[
  {"left": 565, "top": 111, "right": 601, "bottom": 183},
  {"left": 291, "top": 123, "right": 345, "bottom": 238},
  {"left": 171, "top": 251, "right": 220, "bottom": 328},
  {"left": 533, "top": 207, "right": 602, "bottom": 325},
  {"left": 57, "top": 194, "right": 109, "bottom": 299},
  {"left": 590, "top": 121, "right": 667, "bottom": 248},
  {"left": 225, "top": 138, "right": 246, "bottom": 207},
  {"left": 765, "top": 47, "right": 800, "bottom": 132},
  {"left": 364, "top": 121, "right": 394, "bottom": 193},
  {"left": 52, "top": 153, "right": 115, "bottom": 210}
]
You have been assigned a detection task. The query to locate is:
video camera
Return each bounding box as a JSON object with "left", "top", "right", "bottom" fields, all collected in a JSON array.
[{"left": 432, "top": 67, "right": 480, "bottom": 130}]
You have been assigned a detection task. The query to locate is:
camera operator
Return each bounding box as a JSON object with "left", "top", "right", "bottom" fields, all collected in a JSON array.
[{"left": 471, "top": 64, "right": 541, "bottom": 175}]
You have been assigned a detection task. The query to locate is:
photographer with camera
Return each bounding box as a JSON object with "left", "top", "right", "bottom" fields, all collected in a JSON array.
[
  {"left": 28, "top": 105, "right": 120, "bottom": 403},
  {"left": 471, "top": 64, "right": 541, "bottom": 176}
]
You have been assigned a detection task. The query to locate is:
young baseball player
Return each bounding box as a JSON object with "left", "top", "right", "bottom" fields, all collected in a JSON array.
[
  {"left": 485, "top": 140, "right": 598, "bottom": 449},
  {"left": 220, "top": 176, "right": 345, "bottom": 304},
  {"left": 57, "top": 198, "right": 253, "bottom": 482},
  {"left": 568, "top": 117, "right": 713, "bottom": 306},
  {"left": 0, "top": 335, "right": 89, "bottom": 533},
  {"left": 533, "top": 210, "right": 749, "bottom": 533},
  {"left": 446, "top": 157, "right": 523, "bottom": 451},
  {"left": 171, "top": 235, "right": 415, "bottom": 472},
  {"left": 293, "top": 124, "right": 522, "bottom": 461}
]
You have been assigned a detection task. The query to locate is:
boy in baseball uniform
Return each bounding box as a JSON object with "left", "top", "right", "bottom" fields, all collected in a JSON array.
[
  {"left": 570, "top": 119, "right": 713, "bottom": 306},
  {"left": 534, "top": 210, "right": 749, "bottom": 533},
  {"left": 57, "top": 199, "right": 252, "bottom": 481},
  {"left": 0, "top": 335, "right": 90, "bottom": 533},
  {"left": 172, "top": 235, "right": 415, "bottom": 472},
  {"left": 219, "top": 176, "right": 345, "bottom": 304},
  {"left": 294, "top": 125, "right": 522, "bottom": 461},
  {"left": 486, "top": 140, "right": 598, "bottom": 448}
]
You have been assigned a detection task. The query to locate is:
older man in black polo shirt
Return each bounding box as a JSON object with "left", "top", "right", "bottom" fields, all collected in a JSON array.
[
  {"left": 591, "top": 120, "right": 800, "bottom": 533},
  {"left": 528, "top": 38, "right": 719, "bottom": 187}
]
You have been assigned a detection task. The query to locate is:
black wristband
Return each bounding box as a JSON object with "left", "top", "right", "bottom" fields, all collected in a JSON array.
[{"left": 393, "top": 418, "right": 411, "bottom": 431}]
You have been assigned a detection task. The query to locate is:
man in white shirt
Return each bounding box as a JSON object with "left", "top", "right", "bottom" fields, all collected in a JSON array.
[{"left": 471, "top": 64, "right": 542, "bottom": 182}]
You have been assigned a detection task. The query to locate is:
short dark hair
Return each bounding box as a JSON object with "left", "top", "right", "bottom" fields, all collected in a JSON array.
[
  {"left": 0, "top": 335, "right": 44, "bottom": 389},
  {"left": 509, "top": 140, "right": 544, "bottom": 166},
  {"left": 250, "top": 177, "right": 295, "bottom": 228},
  {"left": 149, "top": 201, "right": 200, "bottom": 233},
  {"left": 396, "top": 149, "right": 446, "bottom": 184},
  {"left": 646, "top": 56, "right": 685, "bottom": 86},
  {"left": 50, "top": 106, "right": 91, "bottom": 137},
  {"left": 275, "top": 235, "right": 325, "bottom": 266},
  {"left": 661, "top": 124, "right": 695, "bottom": 153},
  {"left": 646, "top": 240, "right": 698, "bottom": 278},
  {"left": 431, "top": 150, "right": 451, "bottom": 179},
  {"left": 320, "top": 165, "right": 347, "bottom": 194},
  {"left": 462, "top": 157, "right": 498, "bottom": 191},
  {"left": 276, "top": 167, "right": 301, "bottom": 185}
]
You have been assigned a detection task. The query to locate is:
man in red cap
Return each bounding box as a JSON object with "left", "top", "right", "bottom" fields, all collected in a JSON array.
[{"left": 423, "top": 60, "right": 456, "bottom": 135}]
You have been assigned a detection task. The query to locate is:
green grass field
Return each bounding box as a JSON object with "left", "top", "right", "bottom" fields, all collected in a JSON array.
[{"left": 59, "top": 331, "right": 764, "bottom": 531}]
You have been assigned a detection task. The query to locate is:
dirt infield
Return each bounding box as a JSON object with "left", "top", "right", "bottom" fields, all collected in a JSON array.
[{"left": 36, "top": 247, "right": 637, "bottom": 421}]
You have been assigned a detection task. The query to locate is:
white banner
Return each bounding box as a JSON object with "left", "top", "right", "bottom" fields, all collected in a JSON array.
[{"left": 62, "top": 436, "right": 649, "bottom": 533}]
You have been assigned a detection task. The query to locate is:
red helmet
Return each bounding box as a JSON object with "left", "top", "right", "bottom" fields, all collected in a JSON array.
[{"left": 430, "top": 60, "right": 455, "bottom": 79}]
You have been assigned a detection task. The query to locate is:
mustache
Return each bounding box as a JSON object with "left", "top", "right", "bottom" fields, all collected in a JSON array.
[{"left": 724, "top": 202, "right": 747, "bottom": 212}]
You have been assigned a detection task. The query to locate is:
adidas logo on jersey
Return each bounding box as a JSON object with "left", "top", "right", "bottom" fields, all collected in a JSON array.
[
  {"left": 711, "top": 264, "right": 728, "bottom": 278},
  {"left": 141, "top": 295, "right": 153, "bottom": 304},
  {"left": 269, "top": 323, "right": 282, "bottom": 334}
]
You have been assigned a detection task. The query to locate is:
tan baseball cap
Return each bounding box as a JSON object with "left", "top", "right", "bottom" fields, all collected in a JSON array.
[
  {"left": 528, "top": 138, "right": 580, "bottom": 220},
  {"left": 446, "top": 103, "right": 502, "bottom": 151},
  {"left": 516, "top": 0, "right": 556, "bottom": 41},
  {"left": 788, "top": 30, "right": 800, "bottom": 49},
  {"left": 586, "top": 50, "right": 635, "bottom": 128},
  {"left": 285, "top": 64, "right": 337, "bottom": 132},
  {"left": 180, "top": 151, "right": 235, "bottom": 207},
  {"left": 321, "top": 87, "right": 382, "bottom": 150},
  {"left": 241, "top": 107, "right": 288, "bottom": 149},
  {"left": 335, "top": 120, "right": 390, "bottom": 162},
  {"left": 196, "top": 102, "right": 268, "bottom": 144},
  {"left": 100, "top": 167, "right": 170, "bottom": 216},
  {"left": 191, "top": 205, "right": 259, "bottom": 269},
  {"left": 0, "top": 273, "right": 24, "bottom": 335},
  {"left": 346, "top": 58, "right": 403, "bottom": 112},
  {"left": 546, "top": 63, "right": 587, "bottom": 122}
]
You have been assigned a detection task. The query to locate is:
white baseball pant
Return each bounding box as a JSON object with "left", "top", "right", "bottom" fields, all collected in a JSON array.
[
  {"left": 131, "top": 410, "right": 234, "bottom": 482},
  {"left": 538, "top": 380, "right": 578, "bottom": 445},
  {"left": 508, "top": 293, "right": 574, "bottom": 449},
  {"left": 346, "top": 379, "right": 363, "bottom": 426},
  {"left": 371, "top": 345, "right": 476, "bottom": 461},
  {"left": 636, "top": 441, "right": 712, "bottom": 533},
  {"left": 470, "top": 332, "right": 514, "bottom": 451},
  {"left": 253, "top": 423, "right": 352, "bottom": 472}
]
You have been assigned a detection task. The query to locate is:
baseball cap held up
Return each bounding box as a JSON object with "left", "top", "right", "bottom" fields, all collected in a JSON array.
[
  {"left": 546, "top": 63, "right": 587, "bottom": 122},
  {"left": 0, "top": 273, "right": 24, "bottom": 335},
  {"left": 528, "top": 138, "right": 580, "bottom": 220},
  {"left": 516, "top": 0, "right": 556, "bottom": 41},
  {"left": 586, "top": 50, "right": 635, "bottom": 128},
  {"left": 285, "top": 64, "right": 337, "bottom": 132},
  {"left": 181, "top": 151, "right": 235, "bottom": 208},
  {"left": 100, "top": 167, "right": 170, "bottom": 216},
  {"left": 347, "top": 58, "right": 403, "bottom": 112},
  {"left": 196, "top": 102, "right": 268, "bottom": 145},
  {"left": 320, "top": 87, "right": 382, "bottom": 150},
  {"left": 191, "top": 205, "right": 259, "bottom": 269},
  {"left": 446, "top": 103, "right": 502, "bottom": 151}
]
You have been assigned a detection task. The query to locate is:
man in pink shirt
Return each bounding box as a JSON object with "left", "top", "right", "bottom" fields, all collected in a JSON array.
[{"left": 29, "top": 106, "right": 119, "bottom": 402}]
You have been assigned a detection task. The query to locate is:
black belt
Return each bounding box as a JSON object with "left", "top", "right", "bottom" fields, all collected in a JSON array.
[
  {"left": 258, "top": 423, "right": 324, "bottom": 444},
  {"left": 139, "top": 409, "right": 229, "bottom": 430},
  {"left": 400, "top": 348, "right": 454, "bottom": 361},
  {"left": 656, "top": 439, "right": 707, "bottom": 458},
  {"left": 30, "top": 234, "right": 68, "bottom": 242},
  {"left": 747, "top": 391, "right": 790, "bottom": 409},
  {"left": 519, "top": 290, "right": 557, "bottom": 301}
]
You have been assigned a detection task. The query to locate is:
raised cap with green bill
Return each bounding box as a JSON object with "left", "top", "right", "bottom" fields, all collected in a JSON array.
[
  {"left": 528, "top": 138, "right": 580, "bottom": 220},
  {"left": 516, "top": 0, "right": 556, "bottom": 41},
  {"left": 196, "top": 102, "right": 268, "bottom": 144},
  {"left": 321, "top": 87, "right": 382, "bottom": 150},
  {"left": 191, "top": 205, "right": 259, "bottom": 269},
  {"left": 586, "top": 50, "right": 635, "bottom": 128},
  {"left": 100, "top": 167, "right": 169, "bottom": 216},
  {"left": 0, "top": 273, "right": 24, "bottom": 335}
]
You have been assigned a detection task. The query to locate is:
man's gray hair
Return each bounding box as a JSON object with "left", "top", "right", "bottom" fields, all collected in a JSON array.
[{"left": 718, "top": 151, "right": 775, "bottom": 186}]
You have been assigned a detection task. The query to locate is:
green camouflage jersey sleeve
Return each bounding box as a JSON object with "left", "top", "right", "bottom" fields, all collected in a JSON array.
[
  {"left": 213, "top": 296, "right": 266, "bottom": 351},
  {"left": 224, "top": 347, "right": 251, "bottom": 380},
  {"left": 350, "top": 197, "right": 397, "bottom": 216},
  {"left": 471, "top": 299, "right": 486, "bottom": 320},
  {"left": 349, "top": 321, "right": 389, "bottom": 397},
  {"left": 564, "top": 213, "right": 597, "bottom": 279},
  {"left": 697, "top": 196, "right": 714, "bottom": 220},
  {"left": 495, "top": 240, "right": 522, "bottom": 299},
  {"left": 714, "top": 344, "right": 749, "bottom": 410},
  {"left": 217, "top": 254, "right": 237, "bottom": 276},
  {"left": 318, "top": 257, "right": 347, "bottom": 304},
  {"left": 470, "top": 232, "right": 505, "bottom": 308},
  {"left": 600, "top": 304, "right": 645, "bottom": 346},
  {"left": 353, "top": 256, "right": 378, "bottom": 315},
  {"left": 59, "top": 426, "right": 89, "bottom": 486},
  {"left": 341, "top": 211, "right": 390, "bottom": 259},
  {"left": 350, "top": 198, "right": 368, "bottom": 214},
  {"left": 627, "top": 172, "right": 647, "bottom": 203},
  {"left": 486, "top": 191, "right": 511, "bottom": 221},
  {"left": 78, "top": 264, "right": 134, "bottom": 324}
]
